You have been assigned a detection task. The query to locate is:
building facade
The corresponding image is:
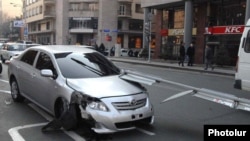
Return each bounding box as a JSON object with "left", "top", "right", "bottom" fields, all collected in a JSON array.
[
  {"left": 142, "top": 0, "right": 250, "bottom": 66},
  {"left": 23, "top": 0, "right": 144, "bottom": 50}
]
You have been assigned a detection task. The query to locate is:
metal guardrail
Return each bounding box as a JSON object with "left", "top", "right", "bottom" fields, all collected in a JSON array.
[{"left": 121, "top": 69, "right": 250, "bottom": 112}]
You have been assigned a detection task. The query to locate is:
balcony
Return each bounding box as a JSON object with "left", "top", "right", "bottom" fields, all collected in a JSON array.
[
  {"left": 69, "top": 28, "right": 97, "bottom": 33},
  {"left": 44, "top": 11, "right": 55, "bottom": 18},
  {"left": 69, "top": 10, "right": 98, "bottom": 17},
  {"left": 118, "top": 10, "right": 132, "bottom": 18},
  {"left": 118, "top": 0, "right": 132, "bottom": 3},
  {"left": 69, "top": 0, "right": 98, "bottom": 2},
  {"left": 44, "top": 0, "right": 55, "bottom": 5}
]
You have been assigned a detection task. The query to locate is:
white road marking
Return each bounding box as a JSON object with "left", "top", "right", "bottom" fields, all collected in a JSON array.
[
  {"left": 0, "top": 90, "right": 10, "bottom": 94},
  {"left": 28, "top": 103, "right": 86, "bottom": 141},
  {"left": 136, "top": 128, "right": 155, "bottom": 136},
  {"left": 8, "top": 122, "right": 48, "bottom": 141},
  {"left": 8, "top": 104, "right": 86, "bottom": 141},
  {"left": 0, "top": 79, "right": 9, "bottom": 83}
]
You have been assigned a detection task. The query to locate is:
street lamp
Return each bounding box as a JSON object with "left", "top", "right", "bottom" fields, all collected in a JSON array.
[{"left": 10, "top": 2, "right": 26, "bottom": 41}]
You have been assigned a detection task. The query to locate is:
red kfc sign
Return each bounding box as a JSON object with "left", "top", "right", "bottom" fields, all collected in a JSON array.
[{"left": 205, "top": 25, "right": 244, "bottom": 35}]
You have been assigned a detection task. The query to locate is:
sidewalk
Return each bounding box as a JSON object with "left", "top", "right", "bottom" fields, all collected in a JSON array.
[{"left": 109, "top": 56, "right": 235, "bottom": 77}]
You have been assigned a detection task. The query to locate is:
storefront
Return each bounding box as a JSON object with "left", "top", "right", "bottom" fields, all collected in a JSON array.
[
  {"left": 142, "top": 0, "right": 249, "bottom": 66},
  {"left": 205, "top": 25, "right": 245, "bottom": 66}
]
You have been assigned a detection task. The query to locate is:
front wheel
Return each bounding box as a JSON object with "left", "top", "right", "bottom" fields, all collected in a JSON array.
[
  {"left": 0, "top": 63, "right": 2, "bottom": 73},
  {"left": 55, "top": 99, "right": 78, "bottom": 130},
  {"left": 10, "top": 79, "right": 24, "bottom": 102}
]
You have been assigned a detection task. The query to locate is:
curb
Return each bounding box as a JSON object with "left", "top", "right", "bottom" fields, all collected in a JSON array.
[{"left": 109, "top": 58, "right": 235, "bottom": 77}]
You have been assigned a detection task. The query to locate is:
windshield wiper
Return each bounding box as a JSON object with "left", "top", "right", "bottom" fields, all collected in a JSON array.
[{"left": 71, "top": 58, "right": 104, "bottom": 76}]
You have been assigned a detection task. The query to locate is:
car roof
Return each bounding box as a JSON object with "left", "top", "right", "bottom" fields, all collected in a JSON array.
[{"left": 29, "top": 45, "right": 97, "bottom": 54}]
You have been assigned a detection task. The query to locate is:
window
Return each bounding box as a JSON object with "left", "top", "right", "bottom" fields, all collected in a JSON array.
[
  {"left": 174, "top": 10, "right": 184, "bottom": 28},
  {"left": 20, "top": 50, "right": 38, "bottom": 65},
  {"left": 119, "top": 5, "right": 126, "bottom": 15},
  {"left": 135, "top": 4, "right": 143, "bottom": 14},
  {"left": 46, "top": 22, "right": 50, "bottom": 30},
  {"left": 244, "top": 30, "right": 250, "bottom": 53},
  {"left": 36, "top": 52, "right": 57, "bottom": 77},
  {"left": 129, "top": 19, "right": 143, "bottom": 30}
]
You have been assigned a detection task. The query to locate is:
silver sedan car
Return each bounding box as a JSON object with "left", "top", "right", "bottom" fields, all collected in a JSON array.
[{"left": 8, "top": 45, "right": 154, "bottom": 133}]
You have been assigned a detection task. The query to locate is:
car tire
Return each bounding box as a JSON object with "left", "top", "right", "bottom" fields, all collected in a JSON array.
[
  {"left": 55, "top": 98, "right": 78, "bottom": 130},
  {"left": 1, "top": 56, "right": 5, "bottom": 63},
  {"left": 128, "top": 50, "right": 133, "bottom": 57},
  {"left": 55, "top": 98, "right": 69, "bottom": 119},
  {"left": 0, "top": 63, "right": 2, "bottom": 74},
  {"left": 10, "top": 79, "right": 25, "bottom": 102}
]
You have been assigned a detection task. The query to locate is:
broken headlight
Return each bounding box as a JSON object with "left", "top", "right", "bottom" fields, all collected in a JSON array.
[{"left": 89, "top": 101, "right": 109, "bottom": 112}]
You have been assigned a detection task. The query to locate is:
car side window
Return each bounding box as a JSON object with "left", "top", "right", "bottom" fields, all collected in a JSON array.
[
  {"left": 20, "top": 50, "right": 38, "bottom": 65},
  {"left": 36, "top": 52, "right": 57, "bottom": 77},
  {"left": 244, "top": 30, "right": 250, "bottom": 53}
]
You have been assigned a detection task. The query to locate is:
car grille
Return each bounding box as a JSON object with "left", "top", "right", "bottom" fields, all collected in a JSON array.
[
  {"left": 115, "top": 117, "right": 152, "bottom": 129},
  {"left": 112, "top": 98, "right": 146, "bottom": 110}
]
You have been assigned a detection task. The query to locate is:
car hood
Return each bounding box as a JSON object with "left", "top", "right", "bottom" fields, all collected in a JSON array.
[{"left": 66, "top": 75, "right": 143, "bottom": 98}]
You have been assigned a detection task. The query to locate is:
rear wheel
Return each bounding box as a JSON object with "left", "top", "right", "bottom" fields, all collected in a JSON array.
[
  {"left": 10, "top": 79, "right": 24, "bottom": 102},
  {"left": 0, "top": 63, "right": 2, "bottom": 73},
  {"left": 1, "top": 56, "right": 5, "bottom": 63}
]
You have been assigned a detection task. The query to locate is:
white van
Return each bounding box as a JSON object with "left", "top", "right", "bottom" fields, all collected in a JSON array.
[{"left": 234, "top": 19, "right": 250, "bottom": 91}]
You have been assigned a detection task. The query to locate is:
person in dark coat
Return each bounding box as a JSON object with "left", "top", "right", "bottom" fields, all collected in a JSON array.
[
  {"left": 186, "top": 43, "right": 195, "bottom": 66},
  {"left": 178, "top": 42, "right": 186, "bottom": 67},
  {"left": 99, "top": 43, "right": 105, "bottom": 52},
  {"left": 204, "top": 44, "right": 215, "bottom": 70}
]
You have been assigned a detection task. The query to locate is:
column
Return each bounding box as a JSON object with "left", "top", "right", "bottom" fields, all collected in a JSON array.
[
  {"left": 143, "top": 8, "right": 150, "bottom": 49},
  {"left": 184, "top": 0, "right": 193, "bottom": 48},
  {"left": 245, "top": 0, "right": 250, "bottom": 24}
]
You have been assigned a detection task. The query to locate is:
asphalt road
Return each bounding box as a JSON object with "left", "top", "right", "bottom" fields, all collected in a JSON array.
[{"left": 0, "top": 62, "right": 249, "bottom": 141}]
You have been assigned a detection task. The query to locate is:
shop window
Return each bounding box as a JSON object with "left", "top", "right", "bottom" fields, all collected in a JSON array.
[
  {"left": 174, "top": 10, "right": 184, "bottom": 28},
  {"left": 128, "top": 36, "right": 142, "bottom": 49}
]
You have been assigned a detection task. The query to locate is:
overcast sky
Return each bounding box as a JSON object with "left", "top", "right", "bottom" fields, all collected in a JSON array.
[{"left": 2, "top": 0, "right": 22, "bottom": 18}]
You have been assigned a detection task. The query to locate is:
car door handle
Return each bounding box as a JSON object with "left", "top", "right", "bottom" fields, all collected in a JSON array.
[{"left": 31, "top": 73, "right": 36, "bottom": 78}]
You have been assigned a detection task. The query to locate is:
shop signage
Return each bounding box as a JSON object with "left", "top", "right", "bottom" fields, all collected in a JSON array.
[
  {"left": 168, "top": 28, "right": 197, "bottom": 36},
  {"left": 160, "top": 29, "right": 168, "bottom": 36},
  {"left": 169, "top": 29, "right": 184, "bottom": 36},
  {"left": 205, "top": 25, "right": 245, "bottom": 35}
]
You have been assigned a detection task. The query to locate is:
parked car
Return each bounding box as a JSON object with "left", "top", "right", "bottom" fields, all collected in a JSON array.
[
  {"left": 8, "top": 45, "right": 154, "bottom": 133},
  {"left": 121, "top": 48, "right": 128, "bottom": 57},
  {"left": 137, "top": 48, "right": 155, "bottom": 58},
  {"left": 0, "top": 43, "right": 26, "bottom": 63}
]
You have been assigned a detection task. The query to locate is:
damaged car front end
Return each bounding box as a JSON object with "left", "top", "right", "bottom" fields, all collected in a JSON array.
[{"left": 66, "top": 77, "right": 154, "bottom": 134}]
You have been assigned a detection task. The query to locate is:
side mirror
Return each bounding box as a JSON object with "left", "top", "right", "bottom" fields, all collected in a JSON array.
[{"left": 41, "top": 69, "right": 53, "bottom": 77}]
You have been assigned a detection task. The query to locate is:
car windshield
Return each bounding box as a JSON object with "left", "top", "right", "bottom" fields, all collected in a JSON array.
[
  {"left": 8, "top": 44, "right": 25, "bottom": 51},
  {"left": 55, "top": 52, "right": 120, "bottom": 78}
]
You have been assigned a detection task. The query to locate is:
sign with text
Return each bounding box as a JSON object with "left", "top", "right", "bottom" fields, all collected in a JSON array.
[
  {"left": 13, "top": 20, "right": 24, "bottom": 27},
  {"left": 205, "top": 25, "right": 245, "bottom": 35}
]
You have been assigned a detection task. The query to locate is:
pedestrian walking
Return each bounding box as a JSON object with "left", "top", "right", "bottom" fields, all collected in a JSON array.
[
  {"left": 178, "top": 42, "right": 186, "bottom": 67},
  {"left": 204, "top": 44, "right": 215, "bottom": 70},
  {"left": 186, "top": 43, "right": 195, "bottom": 66}
]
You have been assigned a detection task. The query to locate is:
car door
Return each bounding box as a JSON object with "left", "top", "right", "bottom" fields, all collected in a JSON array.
[
  {"left": 30, "top": 51, "right": 59, "bottom": 111},
  {"left": 17, "top": 50, "right": 39, "bottom": 98}
]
